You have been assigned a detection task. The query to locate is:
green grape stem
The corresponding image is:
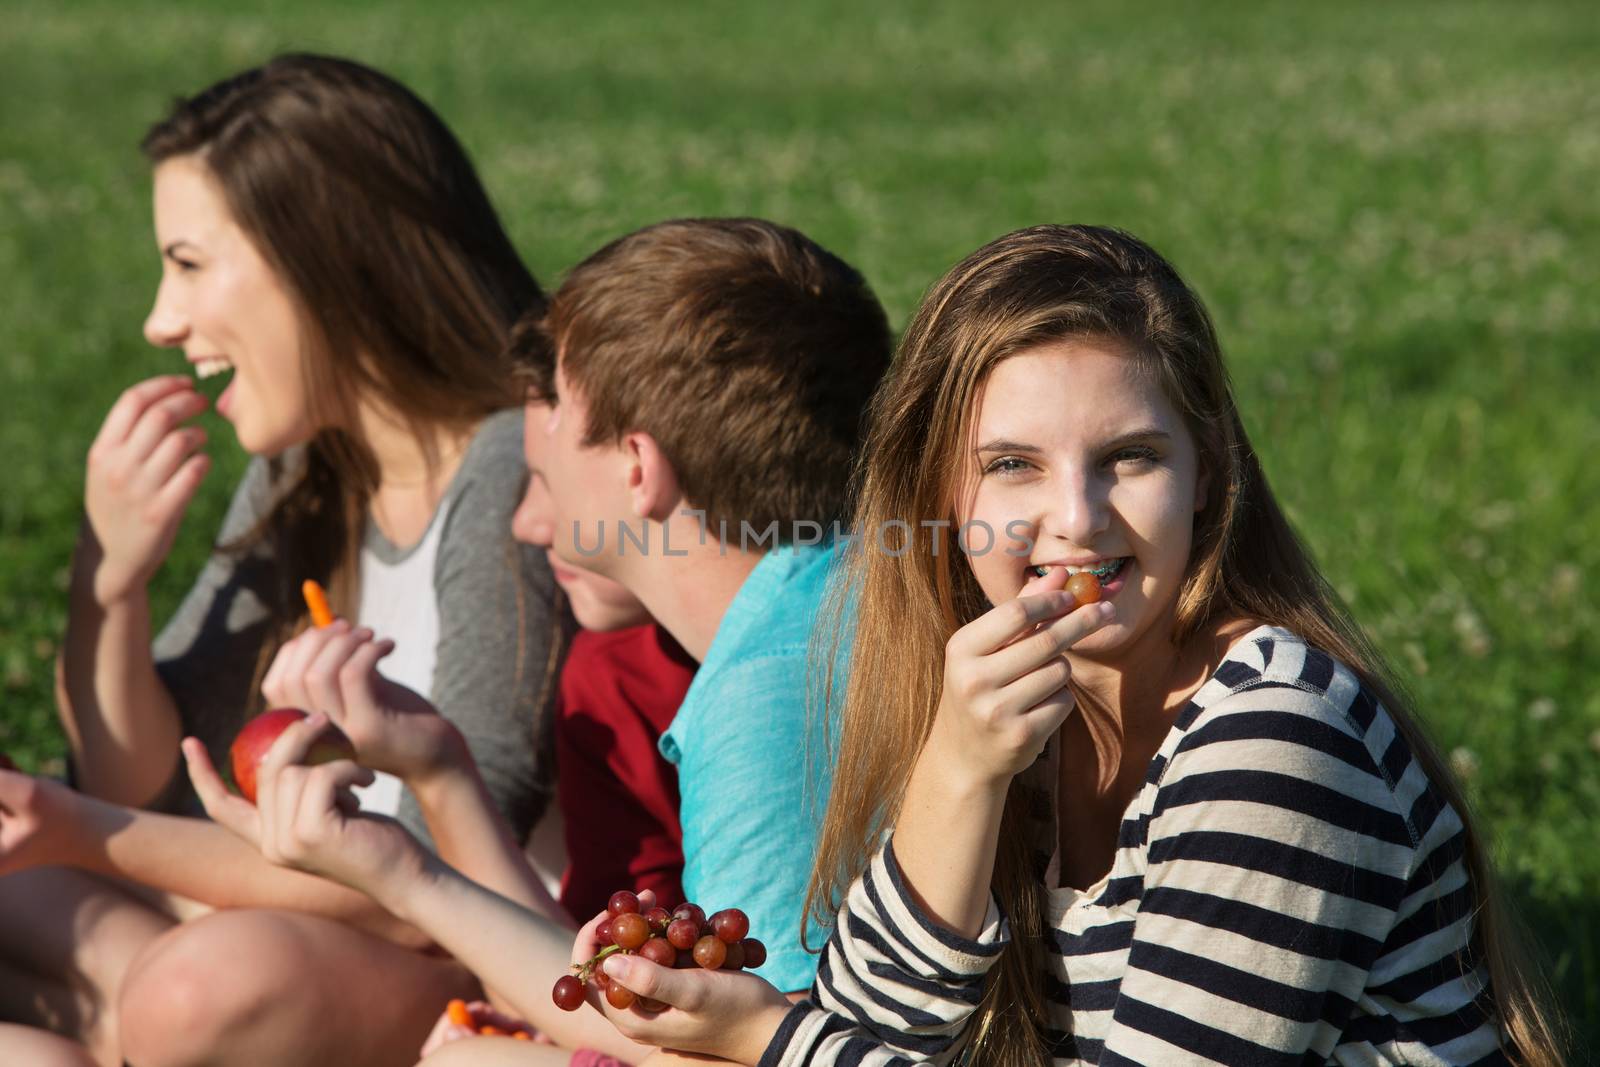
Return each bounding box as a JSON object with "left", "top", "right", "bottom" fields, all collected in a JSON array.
[{"left": 575, "top": 943, "right": 624, "bottom": 982}]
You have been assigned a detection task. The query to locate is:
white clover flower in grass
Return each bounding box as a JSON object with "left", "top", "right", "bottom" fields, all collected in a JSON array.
[
  {"left": 1452, "top": 608, "right": 1492, "bottom": 658},
  {"left": 1552, "top": 564, "right": 1581, "bottom": 600},
  {"left": 3, "top": 648, "right": 30, "bottom": 691},
  {"left": 1473, "top": 501, "right": 1520, "bottom": 533},
  {"left": 1528, "top": 698, "right": 1557, "bottom": 723},
  {"left": 1449, "top": 746, "right": 1480, "bottom": 780}
]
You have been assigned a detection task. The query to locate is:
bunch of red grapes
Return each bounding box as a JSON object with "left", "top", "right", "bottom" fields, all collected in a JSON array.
[{"left": 552, "top": 890, "right": 767, "bottom": 1012}]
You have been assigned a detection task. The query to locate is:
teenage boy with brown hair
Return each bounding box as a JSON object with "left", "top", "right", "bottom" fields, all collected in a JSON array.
[{"left": 515, "top": 217, "right": 891, "bottom": 992}]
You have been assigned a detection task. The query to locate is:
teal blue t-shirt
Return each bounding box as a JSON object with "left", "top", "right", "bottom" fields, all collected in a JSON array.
[{"left": 658, "top": 541, "right": 845, "bottom": 991}]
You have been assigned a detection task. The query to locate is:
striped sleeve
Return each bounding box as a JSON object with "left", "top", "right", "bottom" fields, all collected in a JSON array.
[
  {"left": 758, "top": 1002, "right": 921, "bottom": 1067},
  {"left": 1098, "top": 677, "right": 1415, "bottom": 1065},
  {"left": 761, "top": 836, "right": 1009, "bottom": 1067},
  {"left": 1351, "top": 689, "right": 1505, "bottom": 1062}
]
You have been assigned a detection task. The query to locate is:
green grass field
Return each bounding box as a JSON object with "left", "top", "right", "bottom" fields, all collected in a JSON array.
[{"left": 2, "top": 0, "right": 1596, "bottom": 1053}]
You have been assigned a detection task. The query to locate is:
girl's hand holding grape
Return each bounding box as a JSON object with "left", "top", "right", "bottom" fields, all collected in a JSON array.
[
  {"left": 558, "top": 889, "right": 793, "bottom": 1064},
  {"left": 931, "top": 567, "right": 1113, "bottom": 789},
  {"left": 889, "top": 568, "right": 1115, "bottom": 941}
]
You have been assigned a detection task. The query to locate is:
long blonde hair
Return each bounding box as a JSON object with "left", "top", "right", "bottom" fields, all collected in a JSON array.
[{"left": 807, "top": 225, "right": 1565, "bottom": 1065}]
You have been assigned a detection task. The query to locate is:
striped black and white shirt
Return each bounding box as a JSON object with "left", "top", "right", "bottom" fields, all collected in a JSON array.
[{"left": 761, "top": 626, "right": 1508, "bottom": 1065}]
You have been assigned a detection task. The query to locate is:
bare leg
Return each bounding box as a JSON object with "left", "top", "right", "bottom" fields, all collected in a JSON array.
[
  {"left": 119, "top": 907, "right": 480, "bottom": 1067},
  {"left": 0, "top": 954, "right": 82, "bottom": 1035},
  {"left": 0, "top": 867, "right": 175, "bottom": 1063},
  {"left": 417, "top": 1045, "right": 728, "bottom": 1067},
  {"left": 0, "top": 959, "right": 110, "bottom": 1065},
  {"left": 417, "top": 1035, "right": 578, "bottom": 1064},
  {"left": 0, "top": 1022, "right": 104, "bottom": 1067}
]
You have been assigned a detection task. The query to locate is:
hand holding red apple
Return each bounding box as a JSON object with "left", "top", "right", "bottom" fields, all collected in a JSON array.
[
  {"left": 230, "top": 708, "right": 357, "bottom": 805},
  {"left": 260, "top": 619, "right": 464, "bottom": 782},
  {"left": 185, "top": 711, "right": 428, "bottom": 896}
]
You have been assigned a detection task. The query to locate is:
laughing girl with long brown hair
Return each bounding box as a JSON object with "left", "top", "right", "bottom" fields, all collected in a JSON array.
[{"left": 0, "top": 54, "right": 563, "bottom": 1067}]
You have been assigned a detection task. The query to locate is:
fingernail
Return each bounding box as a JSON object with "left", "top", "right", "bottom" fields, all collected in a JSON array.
[
  {"left": 603, "top": 955, "right": 626, "bottom": 977},
  {"left": 1099, "top": 602, "right": 1115, "bottom": 618}
]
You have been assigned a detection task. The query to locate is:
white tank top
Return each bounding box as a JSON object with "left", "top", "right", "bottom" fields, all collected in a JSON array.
[{"left": 350, "top": 498, "right": 452, "bottom": 816}]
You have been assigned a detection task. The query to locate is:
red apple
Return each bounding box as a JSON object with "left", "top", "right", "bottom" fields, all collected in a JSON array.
[{"left": 229, "top": 708, "right": 357, "bottom": 805}]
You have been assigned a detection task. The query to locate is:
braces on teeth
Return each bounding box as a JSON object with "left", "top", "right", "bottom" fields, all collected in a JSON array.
[{"left": 1031, "top": 558, "right": 1126, "bottom": 581}]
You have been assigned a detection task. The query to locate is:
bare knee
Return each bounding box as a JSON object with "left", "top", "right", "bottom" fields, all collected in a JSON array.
[
  {"left": 118, "top": 910, "right": 313, "bottom": 1067},
  {"left": 0, "top": 1023, "right": 105, "bottom": 1067}
]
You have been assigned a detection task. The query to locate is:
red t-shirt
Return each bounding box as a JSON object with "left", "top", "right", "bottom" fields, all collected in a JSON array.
[{"left": 555, "top": 624, "right": 697, "bottom": 922}]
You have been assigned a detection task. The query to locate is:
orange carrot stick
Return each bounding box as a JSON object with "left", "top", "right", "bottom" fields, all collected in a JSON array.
[
  {"left": 302, "top": 579, "right": 334, "bottom": 629},
  {"left": 445, "top": 998, "right": 473, "bottom": 1028}
]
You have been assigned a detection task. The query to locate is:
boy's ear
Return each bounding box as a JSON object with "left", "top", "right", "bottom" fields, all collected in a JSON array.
[{"left": 624, "top": 431, "right": 682, "bottom": 522}]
